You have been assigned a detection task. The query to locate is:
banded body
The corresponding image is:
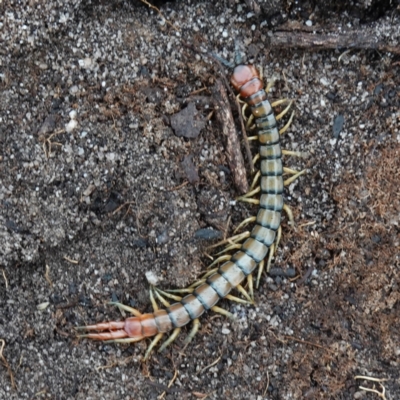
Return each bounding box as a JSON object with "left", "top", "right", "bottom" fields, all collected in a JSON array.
[{"left": 79, "top": 64, "right": 283, "bottom": 352}]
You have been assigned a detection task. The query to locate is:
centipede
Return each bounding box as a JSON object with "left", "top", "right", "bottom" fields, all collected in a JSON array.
[{"left": 77, "top": 53, "right": 303, "bottom": 360}]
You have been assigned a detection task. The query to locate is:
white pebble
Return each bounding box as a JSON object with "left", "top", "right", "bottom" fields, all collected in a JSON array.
[
  {"left": 37, "top": 302, "right": 50, "bottom": 311},
  {"left": 306, "top": 20, "right": 312, "bottom": 26},
  {"left": 222, "top": 328, "right": 231, "bottom": 335},
  {"left": 69, "top": 85, "right": 79, "bottom": 95},
  {"left": 320, "top": 77, "right": 329, "bottom": 86},
  {"left": 145, "top": 271, "right": 160, "bottom": 286},
  {"left": 69, "top": 110, "right": 77, "bottom": 120},
  {"left": 65, "top": 120, "right": 78, "bottom": 132}
]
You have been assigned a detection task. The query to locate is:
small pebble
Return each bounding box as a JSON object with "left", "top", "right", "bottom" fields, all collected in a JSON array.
[
  {"left": 65, "top": 119, "right": 78, "bottom": 132},
  {"left": 37, "top": 302, "right": 50, "bottom": 311},
  {"left": 145, "top": 271, "right": 160, "bottom": 286}
]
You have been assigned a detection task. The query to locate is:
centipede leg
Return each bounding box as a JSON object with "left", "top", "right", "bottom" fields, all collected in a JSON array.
[
  {"left": 234, "top": 217, "right": 256, "bottom": 234},
  {"left": 247, "top": 274, "right": 254, "bottom": 301},
  {"left": 108, "top": 302, "right": 142, "bottom": 317},
  {"left": 249, "top": 170, "right": 261, "bottom": 191},
  {"left": 207, "top": 232, "right": 250, "bottom": 251},
  {"left": 184, "top": 318, "right": 200, "bottom": 346},
  {"left": 154, "top": 287, "right": 183, "bottom": 302},
  {"left": 235, "top": 284, "right": 254, "bottom": 303},
  {"left": 143, "top": 332, "right": 164, "bottom": 360},
  {"left": 255, "top": 259, "right": 265, "bottom": 289},
  {"left": 225, "top": 293, "right": 252, "bottom": 304},
  {"left": 283, "top": 204, "right": 295, "bottom": 227},
  {"left": 284, "top": 169, "right": 306, "bottom": 186},
  {"left": 282, "top": 149, "right": 309, "bottom": 158},
  {"left": 272, "top": 99, "right": 293, "bottom": 121},
  {"left": 236, "top": 186, "right": 260, "bottom": 201},
  {"left": 208, "top": 254, "right": 233, "bottom": 268},
  {"left": 279, "top": 111, "right": 295, "bottom": 134},
  {"left": 211, "top": 306, "right": 235, "bottom": 320},
  {"left": 158, "top": 328, "right": 181, "bottom": 353}
]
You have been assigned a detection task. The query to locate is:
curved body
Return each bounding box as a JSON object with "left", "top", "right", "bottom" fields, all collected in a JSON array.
[{"left": 81, "top": 64, "right": 283, "bottom": 347}]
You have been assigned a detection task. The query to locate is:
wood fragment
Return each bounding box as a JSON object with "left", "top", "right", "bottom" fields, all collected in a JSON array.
[
  {"left": 284, "top": 335, "right": 334, "bottom": 354},
  {"left": 0, "top": 339, "right": 16, "bottom": 390},
  {"left": 269, "top": 29, "right": 400, "bottom": 55},
  {"left": 212, "top": 79, "right": 249, "bottom": 194}
]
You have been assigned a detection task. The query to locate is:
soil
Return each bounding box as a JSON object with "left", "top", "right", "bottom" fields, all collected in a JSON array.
[{"left": 0, "top": 1, "right": 399, "bottom": 399}]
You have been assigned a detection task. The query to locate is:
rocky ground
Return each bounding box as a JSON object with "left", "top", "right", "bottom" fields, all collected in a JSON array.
[{"left": 0, "top": 1, "right": 399, "bottom": 399}]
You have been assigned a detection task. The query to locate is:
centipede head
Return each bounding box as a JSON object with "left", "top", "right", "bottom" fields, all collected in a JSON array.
[{"left": 211, "top": 41, "right": 260, "bottom": 93}]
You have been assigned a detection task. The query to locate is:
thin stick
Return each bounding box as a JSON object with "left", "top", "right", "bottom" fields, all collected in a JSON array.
[
  {"left": 270, "top": 28, "right": 400, "bottom": 55},
  {"left": 44, "top": 264, "right": 53, "bottom": 287},
  {"left": 138, "top": 0, "right": 178, "bottom": 31},
  {"left": 0, "top": 339, "right": 16, "bottom": 390},
  {"left": 199, "top": 354, "right": 222, "bottom": 374},
  {"left": 212, "top": 79, "right": 249, "bottom": 194},
  {"left": 1, "top": 269, "right": 8, "bottom": 289},
  {"left": 284, "top": 335, "right": 334, "bottom": 354}
]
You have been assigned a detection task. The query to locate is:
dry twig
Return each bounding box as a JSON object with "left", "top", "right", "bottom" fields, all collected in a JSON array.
[
  {"left": 270, "top": 25, "right": 400, "bottom": 55},
  {"left": 0, "top": 339, "right": 16, "bottom": 390},
  {"left": 139, "top": 0, "right": 178, "bottom": 31},
  {"left": 212, "top": 80, "right": 249, "bottom": 194}
]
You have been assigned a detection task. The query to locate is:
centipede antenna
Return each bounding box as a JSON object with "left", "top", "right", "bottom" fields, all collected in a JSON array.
[
  {"left": 234, "top": 39, "right": 243, "bottom": 66},
  {"left": 210, "top": 52, "right": 235, "bottom": 69}
]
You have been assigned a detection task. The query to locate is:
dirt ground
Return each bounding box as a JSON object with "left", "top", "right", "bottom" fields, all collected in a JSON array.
[{"left": 1, "top": 1, "right": 399, "bottom": 399}]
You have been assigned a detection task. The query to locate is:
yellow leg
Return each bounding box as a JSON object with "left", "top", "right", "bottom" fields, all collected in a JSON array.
[
  {"left": 236, "top": 284, "right": 253, "bottom": 303},
  {"left": 184, "top": 318, "right": 200, "bottom": 345},
  {"left": 270, "top": 97, "right": 290, "bottom": 107},
  {"left": 237, "top": 186, "right": 260, "bottom": 200},
  {"left": 256, "top": 259, "right": 265, "bottom": 289},
  {"left": 283, "top": 167, "right": 301, "bottom": 175},
  {"left": 283, "top": 204, "right": 294, "bottom": 226},
  {"left": 282, "top": 149, "right": 309, "bottom": 158},
  {"left": 154, "top": 288, "right": 173, "bottom": 308},
  {"left": 143, "top": 333, "right": 164, "bottom": 361},
  {"left": 158, "top": 328, "right": 181, "bottom": 353},
  {"left": 149, "top": 286, "right": 159, "bottom": 311},
  {"left": 237, "top": 197, "right": 260, "bottom": 205},
  {"left": 225, "top": 294, "right": 252, "bottom": 304},
  {"left": 208, "top": 254, "right": 232, "bottom": 268},
  {"left": 207, "top": 232, "right": 250, "bottom": 250},
  {"left": 275, "top": 225, "right": 282, "bottom": 251},
  {"left": 234, "top": 216, "right": 256, "bottom": 234},
  {"left": 266, "top": 242, "right": 275, "bottom": 274},
  {"left": 252, "top": 153, "right": 260, "bottom": 165},
  {"left": 154, "top": 287, "right": 182, "bottom": 302},
  {"left": 108, "top": 302, "right": 142, "bottom": 317},
  {"left": 246, "top": 114, "right": 254, "bottom": 129},
  {"left": 279, "top": 111, "right": 295, "bottom": 134},
  {"left": 284, "top": 169, "right": 306, "bottom": 186},
  {"left": 247, "top": 274, "right": 254, "bottom": 301},
  {"left": 250, "top": 170, "right": 261, "bottom": 191},
  {"left": 215, "top": 243, "right": 242, "bottom": 256},
  {"left": 265, "top": 78, "right": 276, "bottom": 93},
  {"left": 211, "top": 306, "right": 235, "bottom": 319},
  {"left": 275, "top": 101, "right": 293, "bottom": 121}
]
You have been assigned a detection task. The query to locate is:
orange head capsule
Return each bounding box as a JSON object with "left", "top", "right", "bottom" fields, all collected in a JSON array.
[{"left": 230, "top": 65, "right": 263, "bottom": 98}]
